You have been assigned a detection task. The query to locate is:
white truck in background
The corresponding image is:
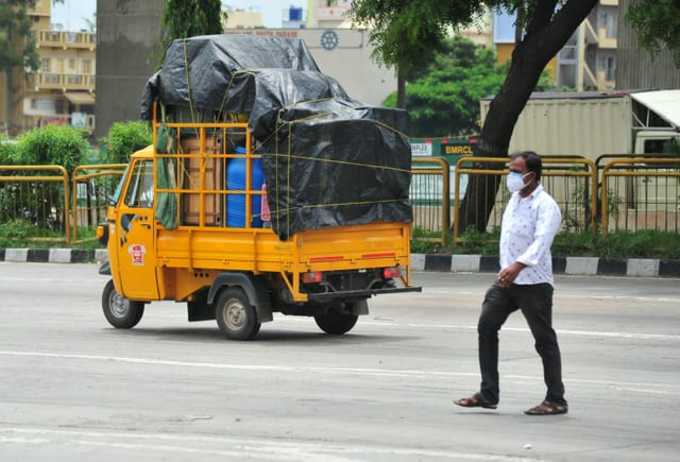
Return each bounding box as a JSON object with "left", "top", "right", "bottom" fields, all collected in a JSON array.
[{"left": 480, "top": 90, "right": 680, "bottom": 159}]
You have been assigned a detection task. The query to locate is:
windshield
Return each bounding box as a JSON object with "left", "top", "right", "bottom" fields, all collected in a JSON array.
[{"left": 111, "top": 164, "right": 130, "bottom": 205}]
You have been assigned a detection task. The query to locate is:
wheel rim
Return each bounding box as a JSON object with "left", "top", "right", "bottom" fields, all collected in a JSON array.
[
  {"left": 223, "top": 298, "right": 247, "bottom": 331},
  {"left": 109, "top": 290, "right": 130, "bottom": 319}
]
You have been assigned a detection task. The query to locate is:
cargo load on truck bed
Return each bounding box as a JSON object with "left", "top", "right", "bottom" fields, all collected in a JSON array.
[{"left": 141, "top": 35, "right": 412, "bottom": 240}]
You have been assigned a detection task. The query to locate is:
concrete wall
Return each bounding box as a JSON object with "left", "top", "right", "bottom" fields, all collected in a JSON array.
[
  {"left": 224, "top": 28, "right": 397, "bottom": 107},
  {"left": 95, "top": 0, "right": 163, "bottom": 139}
]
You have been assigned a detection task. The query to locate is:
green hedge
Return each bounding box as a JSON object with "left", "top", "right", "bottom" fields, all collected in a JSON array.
[
  {"left": 413, "top": 229, "right": 680, "bottom": 260},
  {"left": 100, "top": 121, "right": 151, "bottom": 164}
]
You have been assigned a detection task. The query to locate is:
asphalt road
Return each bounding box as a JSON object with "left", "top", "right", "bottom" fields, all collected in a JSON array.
[{"left": 1, "top": 263, "right": 679, "bottom": 461}]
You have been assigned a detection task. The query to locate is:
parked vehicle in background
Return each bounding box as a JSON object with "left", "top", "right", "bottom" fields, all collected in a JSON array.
[{"left": 480, "top": 90, "right": 680, "bottom": 158}]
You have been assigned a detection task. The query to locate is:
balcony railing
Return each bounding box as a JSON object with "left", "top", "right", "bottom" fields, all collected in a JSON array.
[
  {"left": 32, "top": 73, "right": 95, "bottom": 91},
  {"left": 38, "top": 31, "right": 96, "bottom": 49},
  {"left": 597, "top": 28, "right": 617, "bottom": 49}
]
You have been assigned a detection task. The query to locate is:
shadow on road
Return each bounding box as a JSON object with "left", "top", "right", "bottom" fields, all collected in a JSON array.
[{"left": 106, "top": 326, "right": 415, "bottom": 346}]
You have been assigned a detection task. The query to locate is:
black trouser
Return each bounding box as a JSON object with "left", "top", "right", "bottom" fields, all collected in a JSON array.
[{"left": 478, "top": 283, "right": 566, "bottom": 405}]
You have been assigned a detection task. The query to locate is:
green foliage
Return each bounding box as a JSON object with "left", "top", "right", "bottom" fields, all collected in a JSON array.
[
  {"left": 14, "top": 125, "right": 89, "bottom": 172},
  {"left": 0, "top": 0, "right": 39, "bottom": 72},
  {"left": 101, "top": 121, "right": 151, "bottom": 164},
  {"left": 162, "top": 0, "right": 224, "bottom": 52},
  {"left": 384, "top": 37, "right": 551, "bottom": 137},
  {"left": 413, "top": 230, "right": 680, "bottom": 259},
  {"left": 0, "top": 135, "right": 17, "bottom": 164},
  {"left": 627, "top": 0, "right": 680, "bottom": 67}
]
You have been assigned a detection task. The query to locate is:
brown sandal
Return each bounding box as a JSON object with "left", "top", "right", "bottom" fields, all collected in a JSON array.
[
  {"left": 454, "top": 393, "right": 497, "bottom": 410},
  {"left": 524, "top": 401, "right": 568, "bottom": 415}
]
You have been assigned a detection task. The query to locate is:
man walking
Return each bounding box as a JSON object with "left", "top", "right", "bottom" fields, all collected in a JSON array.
[{"left": 455, "top": 151, "right": 567, "bottom": 415}]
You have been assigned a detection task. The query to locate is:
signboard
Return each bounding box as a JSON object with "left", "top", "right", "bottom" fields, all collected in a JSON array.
[{"left": 410, "top": 142, "right": 433, "bottom": 157}]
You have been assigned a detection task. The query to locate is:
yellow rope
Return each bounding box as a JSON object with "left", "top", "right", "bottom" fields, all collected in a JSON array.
[
  {"left": 261, "top": 152, "right": 411, "bottom": 174},
  {"left": 182, "top": 40, "right": 197, "bottom": 125},
  {"left": 268, "top": 198, "right": 408, "bottom": 217}
]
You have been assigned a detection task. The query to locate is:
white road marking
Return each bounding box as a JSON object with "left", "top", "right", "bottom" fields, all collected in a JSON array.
[
  {"left": 0, "top": 427, "right": 542, "bottom": 462},
  {"left": 276, "top": 316, "right": 680, "bottom": 342},
  {"left": 0, "top": 350, "right": 675, "bottom": 393}
]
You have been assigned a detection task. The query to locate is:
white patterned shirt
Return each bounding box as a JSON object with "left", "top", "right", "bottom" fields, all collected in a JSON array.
[{"left": 500, "top": 184, "right": 562, "bottom": 286}]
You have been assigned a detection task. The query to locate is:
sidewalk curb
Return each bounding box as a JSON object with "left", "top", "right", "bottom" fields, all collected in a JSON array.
[
  {"left": 0, "top": 248, "right": 107, "bottom": 264},
  {"left": 1, "top": 248, "right": 680, "bottom": 278},
  {"left": 410, "top": 254, "right": 680, "bottom": 278}
]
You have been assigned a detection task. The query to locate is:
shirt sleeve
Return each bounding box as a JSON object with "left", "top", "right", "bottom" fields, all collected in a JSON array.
[{"left": 516, "top": 199, "right": 562, "bottom": 267}]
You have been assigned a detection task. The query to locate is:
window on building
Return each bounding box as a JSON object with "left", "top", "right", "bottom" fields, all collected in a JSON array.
[
  {"left": 30, "top": 99, "right": 38, "bottom": 110},
  {"left": 599, "top": 55, "right": 617, "bottom": 81},
  {"left": 41, "top": 57, "right": 51, "bottom": 72},
  {"left": 55, "top": 99, "right": 65, "bottom": 114},
  {"left": 599, "top": 9, "right": 618, "bottom": 38},
  {"left": 82, "top": 59, "right": 92, "bottom": 74},
  {"left": 605, "top": 55, "right": 616, "bottom": 81},
  {"left": 68, "top": 58, "right": 76, "bottom": 71}
]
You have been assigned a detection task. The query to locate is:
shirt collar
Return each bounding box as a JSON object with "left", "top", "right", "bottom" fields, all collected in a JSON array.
[{"left": 516, "top": 184, "right": 543, "bottom": 201}]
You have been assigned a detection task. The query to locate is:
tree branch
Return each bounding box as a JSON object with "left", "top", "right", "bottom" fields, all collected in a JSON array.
[{"left": 525, "top": 0, "right": 559, "bottom": 36}]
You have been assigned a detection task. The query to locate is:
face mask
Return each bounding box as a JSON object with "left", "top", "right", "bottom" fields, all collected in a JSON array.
[{"left": 506, "top": 172, "right": 527, "bottom": 193}]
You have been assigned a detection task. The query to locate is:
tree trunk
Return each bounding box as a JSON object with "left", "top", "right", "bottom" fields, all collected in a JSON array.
[
  {"left": 396, "top": 67, "right": 406, "bottom": 109},
  {"left": 460, "top": 0, "right": 598, "bottom": 233},
  {"left": 3, "top": 69, "right": 12, "bottom": 134}
]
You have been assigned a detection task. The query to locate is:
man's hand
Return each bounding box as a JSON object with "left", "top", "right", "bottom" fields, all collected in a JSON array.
[{"left": 497, "top": 262, "right": 526, "bottom": 288}]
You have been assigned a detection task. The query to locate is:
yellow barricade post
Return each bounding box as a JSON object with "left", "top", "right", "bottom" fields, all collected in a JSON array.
[
  {"left": 72, "top": 164, "right": 127, "bottom": 242},
  {"left": 411, "top": 157, "right": 450, "bottom": 246},
  {"left": 454, "top": 156, "right": 597, "bottom": 243},
  {"left": 0, "top": 165, "right": 71, "bottom": 243},
  {"left": 602, "top": 157, "right": 680, "bottom": 235}
]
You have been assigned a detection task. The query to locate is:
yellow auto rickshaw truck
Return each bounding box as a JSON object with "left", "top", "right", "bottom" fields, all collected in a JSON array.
[{"left": 98, "top": 120, "right": 420, "bottom": 340}]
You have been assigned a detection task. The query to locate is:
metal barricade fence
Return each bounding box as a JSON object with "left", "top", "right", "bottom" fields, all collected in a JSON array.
[
  {"left": 602, "top": 158, "right": 680, "bottom": 234},
  {"left": 411, "top": 157, "right": 450, "bottom": 245},
  {"left": 0, "top": 165, "right": 71, "bottom": 243},
  {"left": 453, "top": 157, "right": 597, "bottom": 242},
  {"left": 72, "top": 164, "right": 127, "bottom": 242}
]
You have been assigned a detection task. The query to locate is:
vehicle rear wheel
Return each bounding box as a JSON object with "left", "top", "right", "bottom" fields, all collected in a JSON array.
[
  {"left": 215, "top": 287, "right": 261, "bottom": 340},
  {"left": 102, "top": 279, "right": 144, "bottom": 329},
  {"left": 314, "top": 302, "right": 359, "bottom": 335}
]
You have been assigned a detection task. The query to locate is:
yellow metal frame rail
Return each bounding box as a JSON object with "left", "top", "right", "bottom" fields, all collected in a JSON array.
[
  {"left": 411, "top": 157, "right": 450, "bottom": 245},
  {"left": 601, "top": 157, "right": 680, "bottom": 235},
  {"left": 72, "top": 164, "right": 128, "bottom": 241},
  {"left": 0, "top": 165, "right": 71, "bottom": 243},
  {"left": 453, "top": 156, "right": 597, "bottom": 242},
  {"left": 151, "top": 123, "right": 264, "bottom": 229}
]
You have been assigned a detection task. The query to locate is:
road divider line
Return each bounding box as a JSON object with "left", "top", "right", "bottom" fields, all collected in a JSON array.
[
  {"left": 0, "top": 350, "right": 675, "bottom": 392},
  {"left": 0, "top": 427, "right": 542, "bottom": 462}
]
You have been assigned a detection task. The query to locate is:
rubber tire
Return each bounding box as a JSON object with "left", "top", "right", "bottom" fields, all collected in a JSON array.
[
  {"left": 215, "top": 287, "right": 261, "bottom": 340},
  {"left": 314, "top": 303, "right": 359, "bottom": 335},
  {"left": 102, "top": 279, "right": 144, "bottom": 329}
]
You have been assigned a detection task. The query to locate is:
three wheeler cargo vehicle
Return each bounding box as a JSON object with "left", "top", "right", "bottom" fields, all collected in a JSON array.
[{"left": 98, "top": 35, "right": 420, "bottom": 340}]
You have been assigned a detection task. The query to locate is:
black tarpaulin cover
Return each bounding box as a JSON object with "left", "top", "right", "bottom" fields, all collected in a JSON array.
[{"left": 141, "top": 35, "right": 412, "bottom": 240}]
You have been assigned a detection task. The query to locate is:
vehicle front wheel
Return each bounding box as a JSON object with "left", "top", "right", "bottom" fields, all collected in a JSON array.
[
  {"left": 215, "top": 287, "right": 261, "bottom": 340},
  {"left": 314, "top": 302, "right": 360, "bottom": 335},
  {"left": 102, "top": 279, "right": 144, "bottom": 329}
]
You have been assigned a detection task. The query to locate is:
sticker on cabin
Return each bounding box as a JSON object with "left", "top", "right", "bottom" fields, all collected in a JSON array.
[{"left": 128, "top": 244, "right": 146, "bottom": 266}]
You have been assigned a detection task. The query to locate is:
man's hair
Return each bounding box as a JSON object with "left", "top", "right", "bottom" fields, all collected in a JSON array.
[{"left": 511, "top": 151, "right": 542, "bottom": 182}]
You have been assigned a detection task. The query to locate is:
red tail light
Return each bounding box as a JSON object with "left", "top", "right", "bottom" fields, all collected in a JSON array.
[
  {"left": 302, "top": 272, "right": 323, "bottom": 284},
  {"left": 383, "top": 267, "right": 402, "bottom": 279}
]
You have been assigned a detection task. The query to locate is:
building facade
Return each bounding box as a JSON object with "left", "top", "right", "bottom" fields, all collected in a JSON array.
[
  {"left": 0, "top": 0, "right": 96, "bottom": 135},
  {"left": 616, "top": 0, "right": 680, "bottom": 90},
  {"left": 224, "top": 28, "right": 397, "bottom": 107},
  {"left": 306, "top": 0, "right": 352, "bottom": 29},
  {"left": 492, "top": 1, "right": 619, "bottom": 91}
]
